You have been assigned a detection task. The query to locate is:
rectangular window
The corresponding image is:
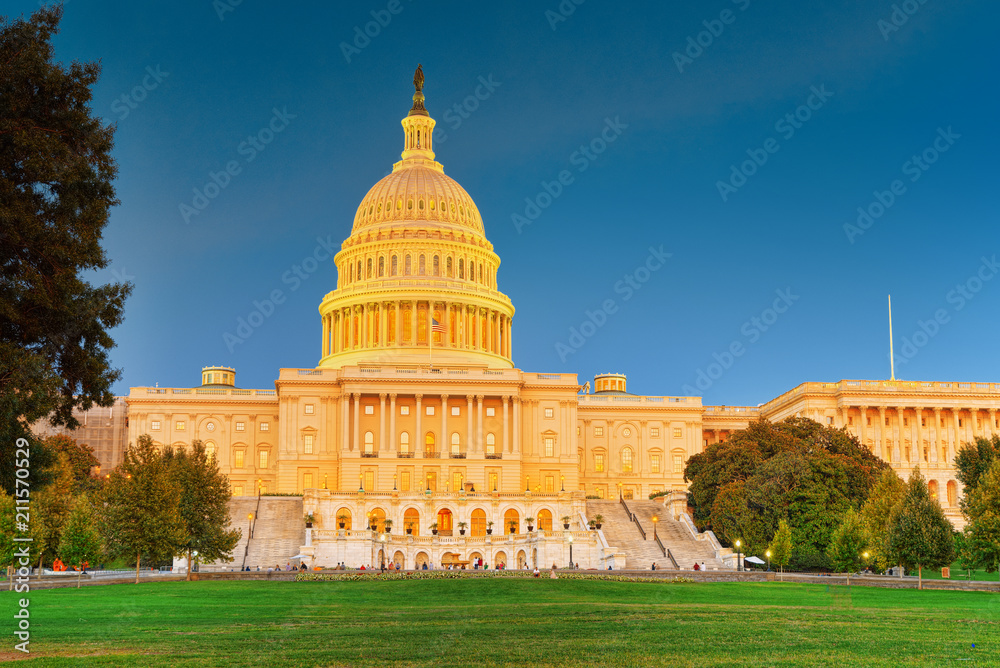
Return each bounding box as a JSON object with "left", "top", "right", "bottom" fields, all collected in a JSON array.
[
  {"left": 150, "top": 420, "right": 161, "bottom": 431},
  {"left": 175, "top": 421, "right": 186, "bottom": 431},
  {"left": 259, "top": 450, "right": 268, "bottom": 469},
  {"left": 304, "top": 435, "right": 314, "bottom": 454},
  {"left": 364, "top": 471, "right": 374, "bottom": 491},
  {"left": 651, "top": 455, "right": 661, "bottom": 473},
  {"left": 958, "top": 419, "right": 963, "bottom": 428},
  {"left": 544, "top": 437, "right": 554, "bottom": 457},
  {"left": 885, "top": 417, "right": 890, "bottom": 426},
  {"left": 452, "top": 471, "right": 463, "bottom": 492},
  {"left": 921, "top": 418, "right": 926, "bottom": 427},
  {"left": 260, "top": 422, "right": 269, "bottom": 432},
  {"left": 488, "top": 472, "right": 498, "bottom": 492},
  {"left": 365, "top": 405, "right": 374, "bottom": 415},
  {"left": 233, "top": 484, "right": 244, "bottom": 496},
  {"left": 545, "top": 476, "right": 554, "bottom": 493},
  {"left": 867, "top": 417, "right": 872, "bottom": 426},
  {"left": 426, "top": 472, "right": 437, "bottom": 492},
  {"left": 400, "top": 405, "right": 410, "bottom": 415},
  {"left": 451, "top": 406, "right": 460, "bottom": 416},
  {"left": 827, "top": 417, "right": 834, "bottom": 425},
  {"left": 303, "top": 473, "right": 313, "bottom": 489},
  {"left": 235, "top": 450, "right": 245, "bottom": 468},
  {"left": 544, "top": 408, "right": 554, "bottom": 419},
  {"left": 673, "top": 455, "right": 683, "bottom": 474},
  {"left": 595, "top": 453, "right": 604, "bottom": 472},
  {"left": 673, "top": 428, "right": 682, "bottom": 439},
  {"left": 595, "top": 426, "right": 604, "bottom": 437},
  {"left": 486, "top": 407, "right": 495, "bottom": 417},
  {"left": 304, "top": 404, "right": 315, "bottom": 415},
  {"left": 425, "top": 406, "right": 435, "bottom": 416},
  {"left": 597, "top": 487, "right": 605, "bottom": 499},
  {"left": 236, "top": 421, "right": 245, "bottom": 432},
  {"left": 903, "top": 418, "right": 908, "bottom": 426},
  {"left": 401, "top": 471, "right": 411, "bottom": 492},
  {"left": 650, "top": 428, "right": 659, "bottom": 437}
]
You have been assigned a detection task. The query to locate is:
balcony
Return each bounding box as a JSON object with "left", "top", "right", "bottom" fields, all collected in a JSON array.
[
  {"left": 396, "top": 452, "right": 414, "bottom": 458},
  {"left": 423, "top": 451, "right": 440, "bottom": 459},
  {"left": 449, "top": 452, "right": 467, "bottom": 459},
  {"left": 485, "top": 453, "right": 503, "bottom": 460},
  {"left": 360, "top": 452, "right": 378, "bottom": 459}
]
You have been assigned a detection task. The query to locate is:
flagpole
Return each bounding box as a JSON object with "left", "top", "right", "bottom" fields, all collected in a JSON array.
[{"left": 888, "top": 294, "right": 895, "bottom": 381}]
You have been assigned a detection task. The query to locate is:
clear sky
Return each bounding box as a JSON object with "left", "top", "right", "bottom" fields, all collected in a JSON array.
[{"left": 17, "top": 0, "right": 998, "bottom": 406}]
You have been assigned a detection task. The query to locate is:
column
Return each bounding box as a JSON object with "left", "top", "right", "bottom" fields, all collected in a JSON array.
[
  {"left": 502, "top": 396, "right": 510, "bottom": 454},
  {"left": 389, "top": 394, "right": 397, "bottom": 452},
  {"left": 858, "top": 406, "right": 867, "bottom": 449},
  {"left": 476, "top": 395, "right": 484, "bottom": 453},
  {"left": 990, "top": 409, "right": 997, "bottom": 439},
  {"left": 474, "top": 308, "right": 481, "bottom": 350},
  {"left": 379, "top": 393, "right": 387, "bottom": 452},
  {"left": 410, "top": 301, "right": 418, "bottom": 346},
  {"left": 322, "top": 315, "right": 329, "bottom": 357},
  {"left": 380, "top": 302, "right": 387, "bottom": 347},
  {"left": 348, "top": 307, "right": 356, "bottom": 349},
  {"left": 352, "top": 393, "right": 361, "bottom": 452},
  {"left": 415, "top": 394, "right": 423, "bottom": 454},
  {"left": 912, "top": 407, "right": 922, "bottom": 464},
  {"left": 877, "top": 407, "right": 886, "bottom": 460},
  {"left": 361, "top": 303, "right": 368, "bottom": 348},
  {"left": 513, "top": 397, "right": 521, "bottom": 454},
  {"left": 932, "top": 408, "right": 941, "bottom": 463},
  {"left": 839, "top": 405, "right": 848, "bottom": 429},
  {"left": 893, "top": 407, "right": 904, "bottom": 463},
  {"left": 395, "top": 301, "right": 402, "bottom": 346},
  {"left": 443, "top": 302, "right": 450, "bottom": 349},
  {"left": 441, "top": 394, "right": 449, "bottom": 454},
  {"left": 341, "top": 393, "right": 349, "bottom": 452},
  {"left": 953, "top": 407, "right": 963, "bottom": 464},
  {"left": 466, "top": 395, "right": 474, "bottom": 453}
]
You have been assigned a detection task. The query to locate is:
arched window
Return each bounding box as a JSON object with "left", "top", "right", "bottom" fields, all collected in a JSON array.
[
  {"left": 363, "top": 431, "right": 374, "bottom": 455},
  {"left": 378, "top": 257, "right": 385, "bottom": 277},
  {"left": 405, "top": 255, "right": 412, "bottom": 275},
  {"left": 399, "top": 431, "right": 410, "bottom": 453},
  {"left": 928, "top": 479, "right": 939, "bottom": 501},
  {"left": 486, "top": 433, "right": 496, "bottom": 455},
  {"left": 451, "top": 432, "right": 461, "bottom": 454},
  {"left": 335, "top": 508, "right": 352, "bottom": 530},
  {"left": 458, "top": 258, "right": 464, "bottom": 279},
  {"left": 204, "top": 442, "right": 216, "bottom": 461},
  {"left": 446, "top": 257, "right": 453, "bottom": 277},
  {"left": 947, "top": 480, "right": 957, "bottom": 507},
  {"left": 471, "top": 509, "right": 487, "bottom": 537},
  {"left": 432, "top": 255, "right": 440, "bottom": 276},
  {"left": 419, "top": 255, "right": 426, "bottom": 275},
  {"left": 368, "top": 507, "right": 386, "bottom": 531},
  {"left": 357, "top": 260, "right": 362, "bottom": 281},
  {"left": 537, "top": 509, "right": 552, "bottom": 532},
  {"left": 366, "top": 258, "right": 372, "bottom": 278},
  {"left": 349, "top": 263, "right": 354, "bottom": 282},
  {"left": 478, "top": 262, "right": 483, "bottom": 283},
  {"left": 391, "top": 255, "right": 398, "bottom": 276},
  {"left": 621, "top": 447, "right": 633, "bottom": 473},
  {"left": 425, "top": 432, "right": 435, "bottom": 455},
  {"left": 504, "top": 509, "right": 519, "bottom": 534},
  {"left": 404, "top": 508, "right": 420, "bottom": 536},
  {"left": 437, "top": 508, "right": 453, "bottom": 534},
  {"left": 469, "top": 261, "right": 475, "bottom": 282}
]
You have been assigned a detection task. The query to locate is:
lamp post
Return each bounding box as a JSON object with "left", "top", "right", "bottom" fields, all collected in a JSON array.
[
  {"left": 863, "top": 551, "right": 870, "bottom": 574},
  {"left": 192, "top": 550, "right": 198, "bottom": 574},
  {"left": 560, "top": 475, "right": 565, "bottom": 492},
  {"left": 380, "top": 534, "right": 387, "bottom": 571},
  {"left": 735, "top": 539, "right": 742, "bottom": 572},
  {"left": 652, "top": 515, "right": 658, "bottom": 540},
  {"left": 567, "top": 534, "right": 574, "bottom": 568},
  {"left": 765, "top": 549, "right": 771, "bottom": 572},
  {"left": 618, "top": 482, "right": 622, "bottom": 500},
  {"left": 241, "top": 513, "right": 254, "bottom": 570}
]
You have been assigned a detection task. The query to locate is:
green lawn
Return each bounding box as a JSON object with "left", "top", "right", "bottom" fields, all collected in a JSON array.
[{"left": 3, "top": 578, "right": 997, "bottom": 666}]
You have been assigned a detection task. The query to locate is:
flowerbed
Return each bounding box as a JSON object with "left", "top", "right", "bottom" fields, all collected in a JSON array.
[{"left": 295, "top": 570, "right": 695, "bottom": 584}]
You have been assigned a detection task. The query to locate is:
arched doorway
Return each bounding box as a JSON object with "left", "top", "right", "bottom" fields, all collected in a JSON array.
[
  {"left": 517, "top": 550, "right": 527, "bottom": 569},
  {"left": 335, "top": 507, "right": 352, "bottom": 530},
  {"left": 504, "top": 509, "right": 520, "bottom": 534},
  {"left": 537, "top": 509, "right": 553, "bottom": 532},
  {"left": 414, "top": 551, "right": 429, "bottom": 569},
  {"left": 368, "top": 507, "right": 386, "bottom": 531},
  {"left": 377, "top": 548, "right": 385, "bottom": 569},
  {"left": 947, "top": 480, "right": 957, "bottom": 507},
  {"left": 471, "top": 508, "right": 487, "bottom": 536},
  {"left": 494, "top": 550, "right": 507, "bottom": 569},
  {"left": 928, "top": 480, "right": 939, "bottom": 502},
  {"left": 441, "top": 552, "right": 458, "bottom": 567},
  {"left": 393, "top": 550, "right": 405, "bottom": 569},
  {"left": 437, "top": 508, "right": 454, "bottom": 535},
  {"left": 469, "top": 551, "right": 483, "bottom": 568},
  {"left": 403, "top": 508, "right": 420, "bottom": 536}
]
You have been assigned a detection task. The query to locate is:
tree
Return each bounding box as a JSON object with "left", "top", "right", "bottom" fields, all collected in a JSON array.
[
  {"left": 962, "top": 459, "right": 1000, "bottom": 581},
  {"left": 888, "top": 468, "right": 955, "bottom": 589},
  {"left": 827, "top": 507, "right": 867, "bottom": 584},
  {"left": 0, "top": 489, "right": 16, "bottom": 588},
  {"left": 859, "top": 469, "right": 906, "bottom": 573},
  {"left": 43, "top": 435, "right": 100, "bottom": 490},
  {"left": 28, "top": 450, "right": 74, "bottom": 576},
  {"left": 955, "top": 435, "right": 1000, "bottom": 505},
  {"left": 164, "top": 441, "right": 240, "bottom": 580},
  {"left": 58, "top": 495, "right": 101, "bottom": 588},
  {"left": 0, "top": 6, "right": 131, "bottom": 496},
  {"left": 94, "top": 436, "right": 184, "bottom": 584},
  {"left": 768, "top": 519, "right": 792, "bottom": 579}
]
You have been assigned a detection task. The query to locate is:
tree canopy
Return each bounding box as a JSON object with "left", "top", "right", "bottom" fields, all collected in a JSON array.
[
  {"left": 859, "top": 468, "right": 907, "bottom": 572},
  {"left": 954, "top": 435, "right": 1000, "bottom": 506},
  {"left": 0, "top": 6, "right": 131, "bottom": 495},
  {"left": 888, "top": 468, "right": 954, "bottom": 587},
  {"left": 960, "top": 458, "right": 1000, "bottom": 579}
]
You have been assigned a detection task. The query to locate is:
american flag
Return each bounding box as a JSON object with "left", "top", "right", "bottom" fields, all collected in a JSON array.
[{"left": 431, "top": 318, "right": 445, "bottom": 334}]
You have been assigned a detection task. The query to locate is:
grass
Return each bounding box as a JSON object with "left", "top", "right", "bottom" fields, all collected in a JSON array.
[{"left": 3, "top": 578, "right": 998, "bottom": 666}]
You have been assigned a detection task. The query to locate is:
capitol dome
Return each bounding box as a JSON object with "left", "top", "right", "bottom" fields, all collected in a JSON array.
[{"left": 317, "top": 68, "right": 515, "bottom": 370}]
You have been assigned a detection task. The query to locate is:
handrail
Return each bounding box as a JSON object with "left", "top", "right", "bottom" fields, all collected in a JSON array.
[
  {"left": 620, "top": 497, "right": 646, "bottom": 540},
  {"left": 666, "top": 547, "right": 678, "bottom": 570},
  {"left": 633, "top": 516, "right": 646, "bottom": 540},
  {"left": 654, "top": 532, "right": 666, "bottom": 557}
]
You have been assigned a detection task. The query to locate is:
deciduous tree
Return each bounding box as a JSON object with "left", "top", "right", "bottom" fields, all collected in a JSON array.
[
  {"left": 58, "top": 494, "right": 101, "bottom": 588},
  {"left": 961, "top": 459, "right": 1000, "bottom": 581},
  {"left": 768, "top": 519, "right": 792, "bottom": 578},
  {"left": 827, "top": 507, "right": 867, "bottom": 584},
  {"left": 859, "top": 468, "right": 906, "bottom": 572},
  {"left": 888, "top": 468, "right": 955, "bottom": 589}
]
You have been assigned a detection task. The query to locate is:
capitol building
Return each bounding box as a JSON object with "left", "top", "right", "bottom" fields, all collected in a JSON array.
[{"left": 57, "top": 73, "right": 998, "bottom": 570}]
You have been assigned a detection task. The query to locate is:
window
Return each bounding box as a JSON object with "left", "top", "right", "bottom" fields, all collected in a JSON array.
[
  {"left": 595, "top": 453, "right": 605, "bottom": 472},
  {"left": 595, "top": 426, "right": 604, "bottom": 437},
  {"left": 651, "top": 454, "right": 660, "bottom": 473},
  {"left": 545, "top": 476, "right": 554, "bottom": 493},
  {"left": 305, "top": 404, "right": 314, "bottom": 415},
  {"left": 650, "top": 428, "right": 659, "bottom": 437},
  {"left": 451, "top": 406, "right": 460, "bottom": 416},
  {"left": 233, "top": 484, "right": 244, "bottom": 496},
  {"left": 235, "top": 450, "right": 245, "bottom": 468},
  {"left": 378, "top": 257, "right": 385, "bottom": 277},
  {"left": 433, "top": 255, "right": 440, "bottom": 276},
  {"left": 867, "top": 417, "right": 872, "bottom": 426},
  {"left": 488, "top": 472, "right": 498, "bottom": 491},
  {"left": 885, "top": 417, "right": 890, "bottom": 426},
  {"left": 236, "top": 421, "right": 245, "bottom": 432},
  {"left": 365, "top": 405, "right": 374, "bottom": 415},
  {"left": 426, "top": 406, "right": 435, "bottom": 416},
  {"left": 205, "top": 442, "right": 216, "bottom": 461},
  {"left": 399, "top": 432, "right": 410, "bottom": 453},
  {"left": 419, "top": 255, "right": 426, "bottom": 275},
  {"left": 260, "top": 422, "right": 270, "bottom": 432},
  {"left": 486, "top": 433, "right": 496, "bottom": 455},
  {"left": 405, "top": 255, "right": 411, "bottom": 275},
  {"left": 391, "top": 255, "right": 398, "bottom": 275},
  {"left": 451, "top": 432, "right": 461, "bottom": 454},
  {"left": 304, "top": 435, "right": 314, "bottom": 454},
  {"left": 176, "top": 421, "right": 186, "bottom": 430},
  {"left": 544, "top": 408, "right": 554, "bottom": 419},
  {"left": 903, "top": 418, "right": 909, "bottom": 426},
  {"left": 827, "top": 416, "right": 834, "bottom": 425},
  {"left": 425, "top": 432, "right": 434, "bottom": 454},
  {"left": 446, "top": 257, "right": 453, "bottom": 277},
  {"left": 486, "top": 407, "right": 495, "bottom": 417},
  {"left": 363, "top": 431, "right": 374, "bottom": 454},
  {"left": 452, "top": 471, "right": 463, "bottom": 492},
  {"left": 596, "top": 487, "right": 605, "bottom": 499},
  {"left": 259, "top": 450, "right": 269, "bottom": 468},
  {"left": 400, "top": 471, "right": 411, "bottom": 492},
  {"left": 303, "top": 473, "right": 313, "bottom": 489},
  {"left": 400, "top": 406, "right": 410, "bottom": 416},
  {"left": 673, "top": 428, "right": 682, "bottom": 438},
  {"left": 151, "top": 420, "right": 161, "bottom": 431},
  {"left": 458, "top": 258, "right": 465, "bottom": 279},
  {"left": 544, "top": 437, "right": 554, "bottom": 457},
  {"left": 621, "top": 447, "right": 633, "bottom": 473},
  {"left": 364, "top": 471, "right": 374, "bottom": 490},
  {"left": 673, "top": 455, "right": 684, "bottom": 473}
]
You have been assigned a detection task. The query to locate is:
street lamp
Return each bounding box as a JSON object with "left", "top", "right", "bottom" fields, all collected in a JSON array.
[
  {"left": 765, "top": 549, "right": 771, "bottom": 572},
  {"left": 618, "top": 482, "right": 622, "bottom": 500},
  {"left": 567, "top": 534, "right": 574, "bottom": 568},
  {"left": 380, "top": 534, "right": 387, "bottom": 571},
  {"left": 863, "top": 551, "right": 870, "bottom": 574},
  {"left": 560, "top": 475, "right": 565, "bottom": 492},
  {"left": 735, "top": 539, "right": 742, "bottom": 572},
  {"left": 652, "top": 515, "right": 659, "bottom": 540}
]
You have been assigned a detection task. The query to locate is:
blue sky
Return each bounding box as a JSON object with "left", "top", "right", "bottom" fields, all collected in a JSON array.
[{"left": 17, "top": 0, "right": 998, "bottom": 405}]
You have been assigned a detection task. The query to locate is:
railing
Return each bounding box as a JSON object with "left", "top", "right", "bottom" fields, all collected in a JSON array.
[
  {"left": 361, "top": 452, "right": 378, "bottom": 458},
  {"left": 485, "top": 453, "right": 502, "bottom": 460},
  {"left": 666, "top": 547, "right": 678, "bottom": 570},
  {"left": 396, "top": 452, "right": 414, "bottom": 458},
  {"left": 654, "top": 531, "right": 666, "bottom": 557},
  {"left": 449, "top": 452, "right": 467, "bottom": 459},
  {"left": 620, "top": 497, "right": 646, "bottom": 540},
  {"left": 423, "top": 452, "right": 440, "bottom": 459}
]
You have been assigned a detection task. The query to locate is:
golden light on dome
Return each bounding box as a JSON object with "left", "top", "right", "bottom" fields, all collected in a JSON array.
[{"left": 317, "top": 67, "right": 515, "bottom": 370}]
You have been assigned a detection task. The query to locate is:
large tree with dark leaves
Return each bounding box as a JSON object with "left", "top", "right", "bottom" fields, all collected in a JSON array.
[{"left": 0, "top": 6, "right": 131, "bottom": 494}]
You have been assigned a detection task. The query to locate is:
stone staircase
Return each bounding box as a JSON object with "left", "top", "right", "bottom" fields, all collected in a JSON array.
[
  {"left": 202, "top": 497, "right": 305, "bottom": 572},
  {"left": 586, "top": 499, "right": 725, "bottom": 570}
]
